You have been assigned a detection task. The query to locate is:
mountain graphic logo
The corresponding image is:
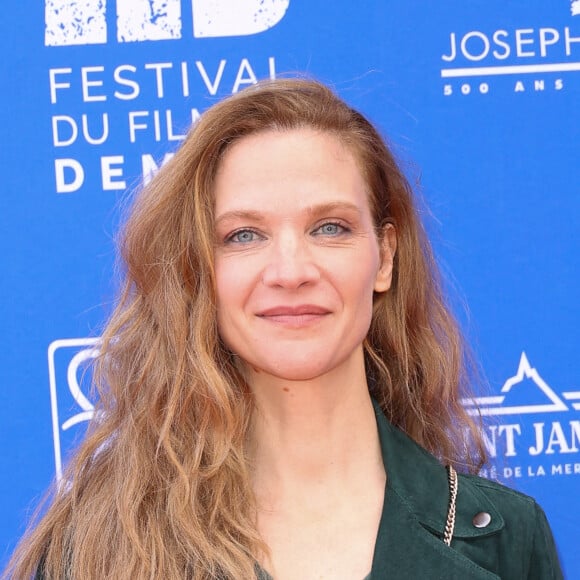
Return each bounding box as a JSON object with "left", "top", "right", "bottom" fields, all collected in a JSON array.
[{"left": 463, "top": 352, "right": 580, "bottom": 416}]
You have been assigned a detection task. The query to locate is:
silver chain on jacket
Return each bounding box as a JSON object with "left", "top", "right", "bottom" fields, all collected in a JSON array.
[{"left": 443, "top": 465, "right": 458, "bottom": 547}]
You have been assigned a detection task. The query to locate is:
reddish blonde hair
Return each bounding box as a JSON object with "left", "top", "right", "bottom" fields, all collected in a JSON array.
[{"left": 5, "top": 78, "right": 485, "bottom": 580}]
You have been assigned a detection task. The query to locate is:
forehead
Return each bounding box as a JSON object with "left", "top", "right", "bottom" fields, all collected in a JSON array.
[{"left": 213, "top": 128, "right": 370, "bottom": 216}]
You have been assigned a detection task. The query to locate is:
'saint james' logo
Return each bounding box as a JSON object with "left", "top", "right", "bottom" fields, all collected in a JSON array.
[
  {"left": 45, "top": 0, "right": 290, "bottom": 46},
  {"left": 463, "top": 353, "right": 580, "bottom": 480}
]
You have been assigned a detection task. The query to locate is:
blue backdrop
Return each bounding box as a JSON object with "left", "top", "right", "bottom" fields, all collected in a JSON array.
[{"left": 1, "top": 1, "right": 579, "bottom": 575}]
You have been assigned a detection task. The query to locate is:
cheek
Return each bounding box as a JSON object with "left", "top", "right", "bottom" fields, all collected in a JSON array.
[
  {"left": 214, "top": 259, "right": 243, "bottom": 305},
  {"left": 331, "top": 262, "right": 378, "bottom": 325},
  {"left": 214, "top": 265, "right": 238, "bottom": 335},
  {"left": 214, "top": 287, "right": 238, "bottom": 354},
  {"left": 214, "top": 259, "right": 254, "bottom": 335},
  {"left": 346, "top": 247, "right": 382, "bottom": 296}
]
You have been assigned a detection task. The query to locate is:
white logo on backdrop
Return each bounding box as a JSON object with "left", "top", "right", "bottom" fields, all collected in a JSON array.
[
  {"left": 463, "top": 352, "right": 580, "bottom": 416},
  {"left": 48, "top": 338, "right": 100, "bottom": 479},
  {"left": 441, "top": 1, "right": 580, "bottom": 96},
  {"left": 45, "top": 0, "right": 290, "bottom": 46}
]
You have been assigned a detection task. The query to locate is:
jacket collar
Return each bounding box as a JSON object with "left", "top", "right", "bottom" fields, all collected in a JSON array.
[{"left": 370, "top": 400, "right": 503, "bottom": 578}]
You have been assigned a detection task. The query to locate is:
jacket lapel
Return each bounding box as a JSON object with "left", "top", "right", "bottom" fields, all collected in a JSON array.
[{"left": 370, "top": 401, "right": 502, "bottom": 579}]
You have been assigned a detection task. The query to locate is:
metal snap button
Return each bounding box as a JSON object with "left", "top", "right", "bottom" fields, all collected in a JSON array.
[{"left": 472, "top": 512, "right": 492, "bottom": 528}]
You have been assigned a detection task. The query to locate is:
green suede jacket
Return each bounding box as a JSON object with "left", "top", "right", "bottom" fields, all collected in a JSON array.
[{"left": 355, "top": 400, "right": 564, "bottom": 579}]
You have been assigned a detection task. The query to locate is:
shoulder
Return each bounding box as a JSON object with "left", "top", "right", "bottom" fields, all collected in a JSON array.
[
  {"left": 459, "top": 471, "right": 538, "bottom": 518},
  {"left": 373, "top": 402, "right": 563, "bottom": 578},
  {"left": 453, "top": 472, "right": 563, "bottom": 579},
  {"left": 459, "top": 471, "right": 554, "bottom": 540}
]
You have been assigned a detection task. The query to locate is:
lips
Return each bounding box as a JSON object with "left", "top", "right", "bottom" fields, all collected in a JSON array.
[
  {"left": 257, "top": 305, "right": 331, "bottom": 316},
  {"left": 256, "top": 305, "right": 331, "bottom": 327}
]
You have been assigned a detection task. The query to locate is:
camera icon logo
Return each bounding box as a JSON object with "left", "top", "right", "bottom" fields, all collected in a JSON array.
[{"left": 47, "top": 338, "right": 101, "bottom": 480}]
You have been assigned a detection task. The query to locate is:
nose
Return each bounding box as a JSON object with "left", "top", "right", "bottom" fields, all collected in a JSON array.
[{"left": 261, "top": 231, "right": 321, "bottom": 289}]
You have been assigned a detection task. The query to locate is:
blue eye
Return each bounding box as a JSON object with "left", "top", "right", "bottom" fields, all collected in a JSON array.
[
  {"left": 226, "top": 229, "right": 260, "bottom": 244},
  {"left": 313, "top": 222, "right": 347, "bottom": 236}
]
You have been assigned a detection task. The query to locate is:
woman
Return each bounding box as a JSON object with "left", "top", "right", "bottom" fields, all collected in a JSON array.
[{"left": 6, "top": 79, "right": 562, "bottom": 579}]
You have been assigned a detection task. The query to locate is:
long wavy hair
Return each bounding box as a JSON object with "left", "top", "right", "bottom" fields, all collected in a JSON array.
[{"left": 6, "top": 78, "right": 486, "bottom": 579}]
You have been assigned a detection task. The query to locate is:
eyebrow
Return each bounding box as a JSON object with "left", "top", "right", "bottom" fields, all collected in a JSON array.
[
  {"left": 306, "top": 201, "right": 363, "bottom": 217},
  {"left": 215, "top": 202, "right": 363, "bottom": 226},
  {"left": 215, "top": 209, "right": 266, "bottom": 227}
]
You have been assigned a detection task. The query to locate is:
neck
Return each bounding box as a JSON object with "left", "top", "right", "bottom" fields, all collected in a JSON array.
[{"left": 247, "top": 350, "right": 385, "bottom": 506}]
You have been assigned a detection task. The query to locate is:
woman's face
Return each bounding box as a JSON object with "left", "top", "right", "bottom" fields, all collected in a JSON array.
[{"left": 213, "top": 128, "right": 395, "bottom": 383}]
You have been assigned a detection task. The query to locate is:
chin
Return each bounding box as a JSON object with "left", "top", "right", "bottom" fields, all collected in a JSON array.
[
  {"left": 268, "top": 366, "right": 329, "bottom": 382},
  {"left": 249, "top": 352, "right": 350, "bottom": 383}
]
